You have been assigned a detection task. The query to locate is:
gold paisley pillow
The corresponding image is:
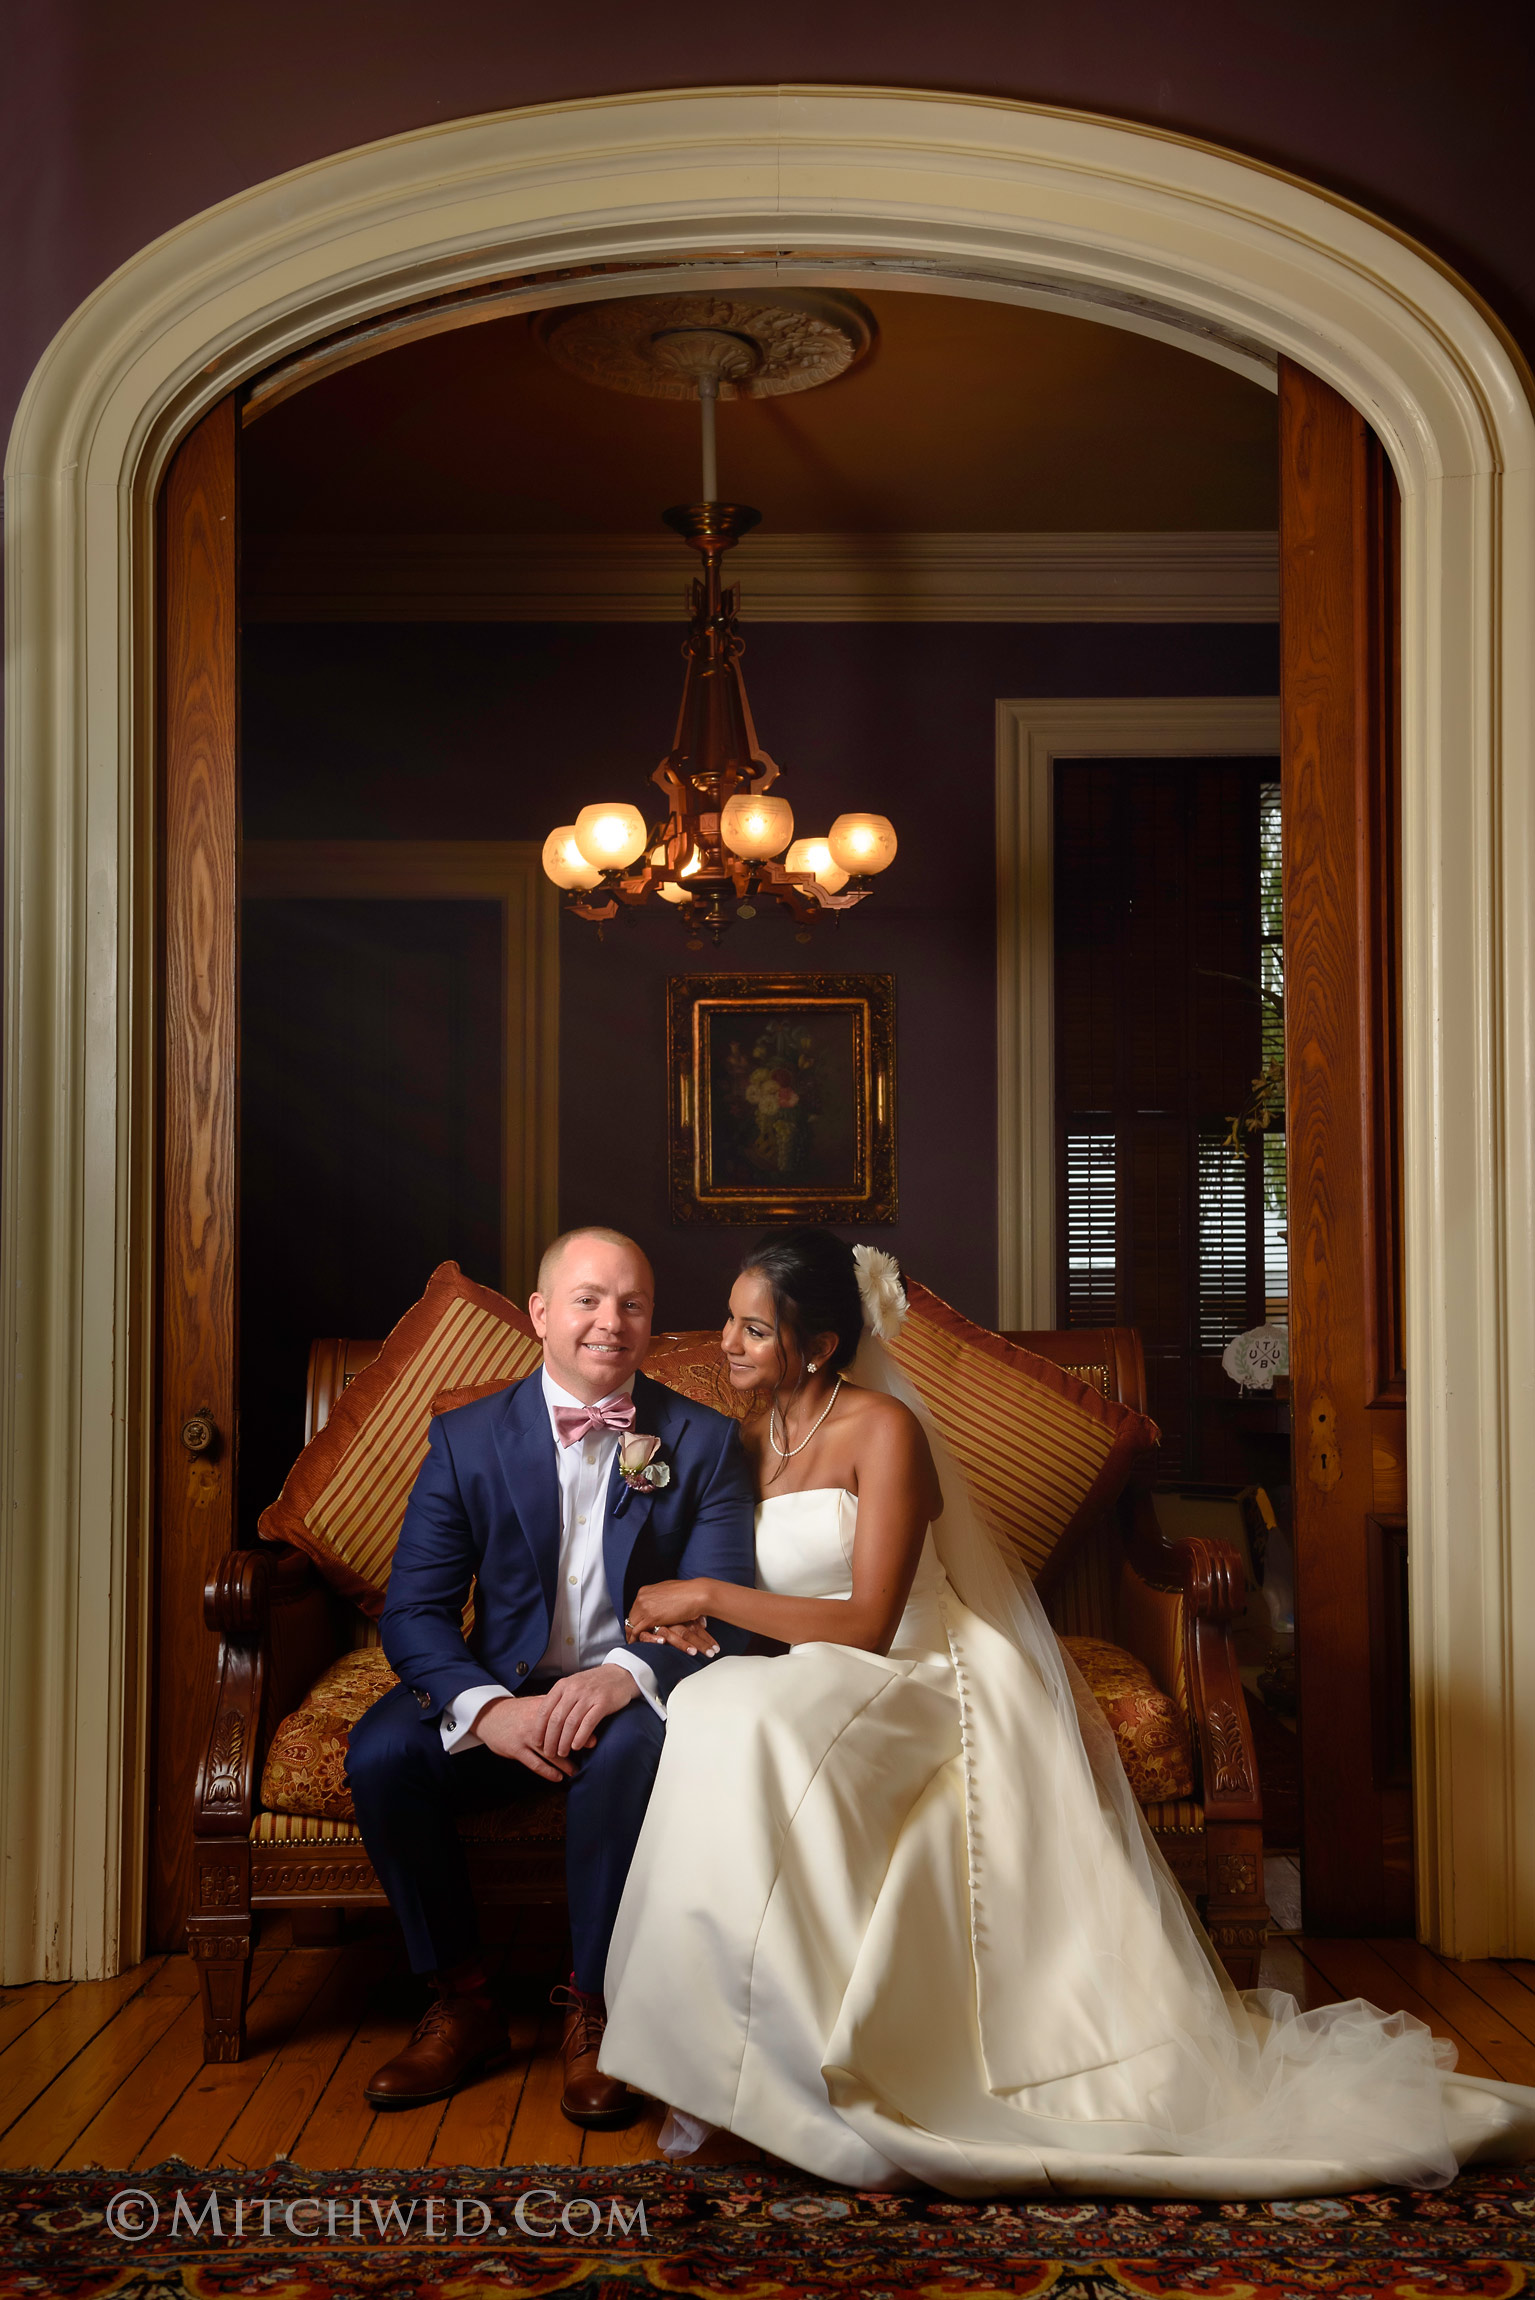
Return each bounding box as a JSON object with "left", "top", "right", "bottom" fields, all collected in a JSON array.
[
  {"left": 259, "top": 1647, "right": 399, "bottom": 1821},
  {"left": 641, "top": 1335, "right": 766, "bottom": 1423},
  {"left": 1061, "top": 1635, "right": 1195, "bottom": 1804}
]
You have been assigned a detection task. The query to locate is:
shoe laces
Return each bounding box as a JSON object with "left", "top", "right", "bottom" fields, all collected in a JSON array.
[
  {"left": 413, "top": 1988, "right": 490, "bottom": 2045},
  {"left": 550, "top": 1983, "right": 605, "bottom": 2056},
  {"left": 412, "top": 1999, "right": 466, "bottom": 2044}
]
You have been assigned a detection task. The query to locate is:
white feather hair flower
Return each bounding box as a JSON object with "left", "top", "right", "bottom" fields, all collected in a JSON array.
[{"left": 853, "top": 1244, "right": 908, "bottom": 1341}]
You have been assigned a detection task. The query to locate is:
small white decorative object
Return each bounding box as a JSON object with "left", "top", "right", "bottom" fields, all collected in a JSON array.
[
  {"left": 853, "top": 1245, "right": 908, "bottom": 1341},
  {"left": 1222, "top": 1323, "right": 1289, "bottom": 1393}
]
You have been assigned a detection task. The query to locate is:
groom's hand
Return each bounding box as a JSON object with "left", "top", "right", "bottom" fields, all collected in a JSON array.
[
  {"left": 472, "top": 1694, "right": 578, "bottom": 1781},
  {"left": 537, "top": 1663, "right": 638, "bottom": 1759}
]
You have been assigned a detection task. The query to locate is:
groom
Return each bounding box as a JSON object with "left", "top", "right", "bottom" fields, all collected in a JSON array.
[{"left": 346, "top": 1227, "right": 756, "bottom": 2125}]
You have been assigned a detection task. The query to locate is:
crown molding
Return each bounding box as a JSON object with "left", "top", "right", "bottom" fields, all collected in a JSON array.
[{"left": 242, "top": 528, "right": 1279, "bottom": 623}]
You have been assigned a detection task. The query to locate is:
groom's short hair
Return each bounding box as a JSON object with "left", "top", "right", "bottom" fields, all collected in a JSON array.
[{"left": 535, "top": 1226, "right": 653, "bottom": 1299}]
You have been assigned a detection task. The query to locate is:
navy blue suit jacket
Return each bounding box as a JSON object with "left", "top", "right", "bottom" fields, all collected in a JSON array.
[{"left": 380, "top": 1367, "right": 757, "bottom": 1720}]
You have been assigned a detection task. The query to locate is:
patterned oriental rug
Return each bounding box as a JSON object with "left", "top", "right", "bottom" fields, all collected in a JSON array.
[{"left": 3, "top": 2159, "right": 1534, "bottom": 2299}]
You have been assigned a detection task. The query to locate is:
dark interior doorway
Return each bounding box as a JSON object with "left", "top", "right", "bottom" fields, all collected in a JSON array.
[
  {"left": 239, "top": 896, "right": 504, "bottom": 1534},
  {"left": 1053, "top": 753, "right": 1286, "bottom": 1479},
  {"left": 1052, "top": 750, "right": 1300, "bottom": 1880}
]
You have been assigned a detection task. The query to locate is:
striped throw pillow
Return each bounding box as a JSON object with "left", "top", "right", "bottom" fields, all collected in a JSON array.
[
  {"left": 889, "top": 1281, "right": 1158, "bottom": 1581},
  {"left": 257, "top": 1261, "right": 542, "bottom": 1615}
]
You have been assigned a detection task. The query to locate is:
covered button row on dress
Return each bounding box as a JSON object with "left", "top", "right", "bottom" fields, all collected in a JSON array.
[{"left": 941, "top": 1605, "right": 986, "bottom": 1912}]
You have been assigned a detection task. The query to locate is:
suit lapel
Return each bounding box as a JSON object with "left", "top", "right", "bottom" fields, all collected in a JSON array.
[
  {"left": 605, "top": 1371, "right": 688, "bottom": 1597},
  {"left": 489, "top": 1373, "right": 560, "bottom": 1621}
]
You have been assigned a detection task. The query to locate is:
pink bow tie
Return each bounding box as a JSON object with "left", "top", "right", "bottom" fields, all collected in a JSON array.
[{"left": 553, "top": 1395, "right": 636, "bottom": 1448}]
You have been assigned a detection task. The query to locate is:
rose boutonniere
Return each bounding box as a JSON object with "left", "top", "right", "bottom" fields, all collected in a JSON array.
[{"left": 618, "top": 1432, "right": 671, "bottom": 1492}]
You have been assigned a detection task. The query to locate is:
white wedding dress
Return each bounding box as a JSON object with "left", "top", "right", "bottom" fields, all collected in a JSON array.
[{"left": 601, "top": 1362, "right": 1535, "bottom": 2198}]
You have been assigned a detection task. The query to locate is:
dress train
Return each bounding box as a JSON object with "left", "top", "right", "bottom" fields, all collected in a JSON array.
[{"left": 601, "top": 1348, "right": 1535, "bottom": 2198}]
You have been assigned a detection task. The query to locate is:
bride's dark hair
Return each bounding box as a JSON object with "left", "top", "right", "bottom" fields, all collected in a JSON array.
[{"left": 741, "top": 1227, "right": 865, "bottom": 1378}]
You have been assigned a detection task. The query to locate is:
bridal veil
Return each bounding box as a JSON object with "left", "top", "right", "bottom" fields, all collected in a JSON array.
[{"left": 844, "top": 1285, "right": 1533, "bottom": 2190}]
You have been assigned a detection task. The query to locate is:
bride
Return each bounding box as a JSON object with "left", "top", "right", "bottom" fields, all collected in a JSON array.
[{"left": 598, "top": 1227, "right": 1535, "bottom": 2197}]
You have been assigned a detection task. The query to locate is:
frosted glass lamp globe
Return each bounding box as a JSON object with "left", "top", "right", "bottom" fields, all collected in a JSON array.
[
  {"left": 542, "top": 825, "right": 603, "bottom": 891},
  {"left": 720, "top": 792, "right": 794, "bottom": 860},
  {"left": 573, "top": 802, "right": 648, "bottom": 871},
  {"left": 785, "top": 836, "right": 850, "bottom": 893},
  {"left": 827, "top": 812, "right": 897, "bottom": 875}
]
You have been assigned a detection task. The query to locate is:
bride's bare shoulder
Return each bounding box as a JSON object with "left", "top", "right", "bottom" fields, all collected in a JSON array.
[
  {"left": 839, "top": 1382, "right": 931, "bottom": 1459},
  {"left": 839, "top": 1379, "right": 914, "bottom": 1427},
  {"left": 839, "top": 1383, "right": 942, "bottom": 1514}
]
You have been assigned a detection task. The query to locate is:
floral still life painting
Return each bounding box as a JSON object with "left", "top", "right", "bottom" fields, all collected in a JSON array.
[{"left": 668, "top": 973, "right": 896, "bottom": 1225}]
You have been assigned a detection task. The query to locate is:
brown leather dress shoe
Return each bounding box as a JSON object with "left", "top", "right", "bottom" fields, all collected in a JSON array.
[
  {"left": 365, "top": 1974, "right": 509, "bottom": 2109},
  {"left": 553, "top": 1983, "right": 640, "bottom": 2129}
]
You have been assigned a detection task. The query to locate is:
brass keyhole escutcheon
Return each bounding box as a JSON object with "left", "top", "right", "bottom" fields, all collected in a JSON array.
[
  {"left": 181, "top": 1410, "right": 217, "bottom": 1456},
  {"left": 1307, "top": 1393, "right": 1342, "bottom": 1491}
]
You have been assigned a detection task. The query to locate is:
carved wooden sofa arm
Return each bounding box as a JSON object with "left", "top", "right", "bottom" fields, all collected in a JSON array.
[
  {"left": 1117, "top": 1483, "right": 1270, "bottom": 1983},
  {"left": 189, "top": 1542, "right": 338, "bottom": 2059}
]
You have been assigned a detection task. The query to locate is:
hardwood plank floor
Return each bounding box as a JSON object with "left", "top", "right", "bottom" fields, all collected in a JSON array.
[
  {"left": 216, "top": 1951, "right": 367, "bottom": 2171},
  {"left": 1298, "top": 1938, "right": 1498, "bottom": 2077},
  {"left": 0, "top": 1963, "right": 167, "bottom": 2145},
  {"left": 1369, "top": 1938, "right": 1535, "bottom": 2084},
  {"left": 132, "top": 1951, "right": 341, "bottom": 2170},
  {"left": 1256, "top": 1934, "right": 1344, "bottom": 2010},
  {"left": 427, "top": 2010, "right": 540, "bottom": 2170},
  {"left": 1, "top": 1927, "right": 1528, "bottom": 2174}
]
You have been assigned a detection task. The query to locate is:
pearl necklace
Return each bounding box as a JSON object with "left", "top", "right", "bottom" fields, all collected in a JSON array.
[{"left": 768, "top": 1377, "right": 843, "bottom": 1460}]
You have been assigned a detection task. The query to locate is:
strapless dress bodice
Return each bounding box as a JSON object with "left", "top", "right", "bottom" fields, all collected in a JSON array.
[{"left": 753, "top": 1486, "right": 949, "bottom": 1660}]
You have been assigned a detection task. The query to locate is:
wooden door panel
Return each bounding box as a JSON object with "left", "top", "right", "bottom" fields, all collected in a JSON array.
[
  {"left": 151, "top": 396, "right": 240, "bottom": 1952},
  {"left": 1279, "top": 358, "right": 1411, "bottom": 1931}
]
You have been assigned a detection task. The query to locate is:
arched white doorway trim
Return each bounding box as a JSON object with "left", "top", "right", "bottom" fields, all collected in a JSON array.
[{"left": 5, "top": 87, "right": 1532, "bottom": 1979}]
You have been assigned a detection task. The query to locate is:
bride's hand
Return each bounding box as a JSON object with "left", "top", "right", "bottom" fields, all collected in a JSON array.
[
  {"left": 634, "top": 1616, "right": 719, "bottom": 1656},
  {"left": 625, "top": 1579, "right": 718, "bottom": 1653}
]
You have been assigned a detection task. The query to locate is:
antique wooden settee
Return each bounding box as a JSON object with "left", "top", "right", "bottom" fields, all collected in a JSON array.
[{"left": 191, "top": 1300, "right": 1267, "bottom": 2061}]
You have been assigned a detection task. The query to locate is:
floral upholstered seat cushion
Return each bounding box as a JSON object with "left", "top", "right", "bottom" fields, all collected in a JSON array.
[
  {"left": 258, "top": 1647, "right": 567, "bottom": 1830},
  {"left": 1060, "top": 1635, "right": 1196, "bottom": 1804},
  {"left": 259, "top": 1648, "right": 400, "bottom": 1821},
  {"left": 257, "top": 1612, "right": 1190, "bottom": 1822}
]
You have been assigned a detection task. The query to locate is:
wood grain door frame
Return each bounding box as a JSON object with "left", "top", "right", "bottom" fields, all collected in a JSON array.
[
  {"left": 240, "top": 842, "right": 559, "bottom": 1305},
  {"left": 995, "top": 697, "right": 1282, "bottom": 1329},
  {"left": 1279, "top": 361, "right": 1411, "bottom": 1930},
  {"left": 152, "top": 398, "right": 241, "bottom": 1959},
  {"left": 6, "top": 90, "right": 1533, "bottom": 1977}
]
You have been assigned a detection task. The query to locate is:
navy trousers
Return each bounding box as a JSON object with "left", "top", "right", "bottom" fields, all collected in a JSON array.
[{"left": 346, "top": 1683, "right": 667, "bottom": 1995}]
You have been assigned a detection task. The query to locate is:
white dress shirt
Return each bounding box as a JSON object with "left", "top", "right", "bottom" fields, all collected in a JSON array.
[{"left": 441, "top": 1368, "right": 663, "bottom": 1753}]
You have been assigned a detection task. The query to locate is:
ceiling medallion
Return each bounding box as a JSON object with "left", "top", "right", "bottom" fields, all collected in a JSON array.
[
  {"left": 539, "top": 294, "right": 896, "bottom": 948},
  {"left": 532, "top": 290, "right": 875, "bottom": 401}
]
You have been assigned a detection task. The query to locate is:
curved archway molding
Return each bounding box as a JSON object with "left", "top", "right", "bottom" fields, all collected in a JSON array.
[{"left": 4, "top": 87, "right": 1532, "bottom": 1978}]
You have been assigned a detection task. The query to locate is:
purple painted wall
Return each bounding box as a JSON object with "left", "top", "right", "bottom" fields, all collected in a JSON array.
[
  {"left": 6, "top": 1, "right": 1533, "bottom": 469},
  {"left": 244, "top": 619, "right": 1278, "bottom": 1326}
]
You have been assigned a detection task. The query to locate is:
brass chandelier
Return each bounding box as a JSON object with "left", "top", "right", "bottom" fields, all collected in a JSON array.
[{"left": 538, "top": 295, "right": 897, "bottom": 946}]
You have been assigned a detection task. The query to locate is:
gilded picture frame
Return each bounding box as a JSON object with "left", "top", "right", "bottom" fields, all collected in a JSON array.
[{"left": 667, "top": 972, "right": 897, "bottom": 1226}]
